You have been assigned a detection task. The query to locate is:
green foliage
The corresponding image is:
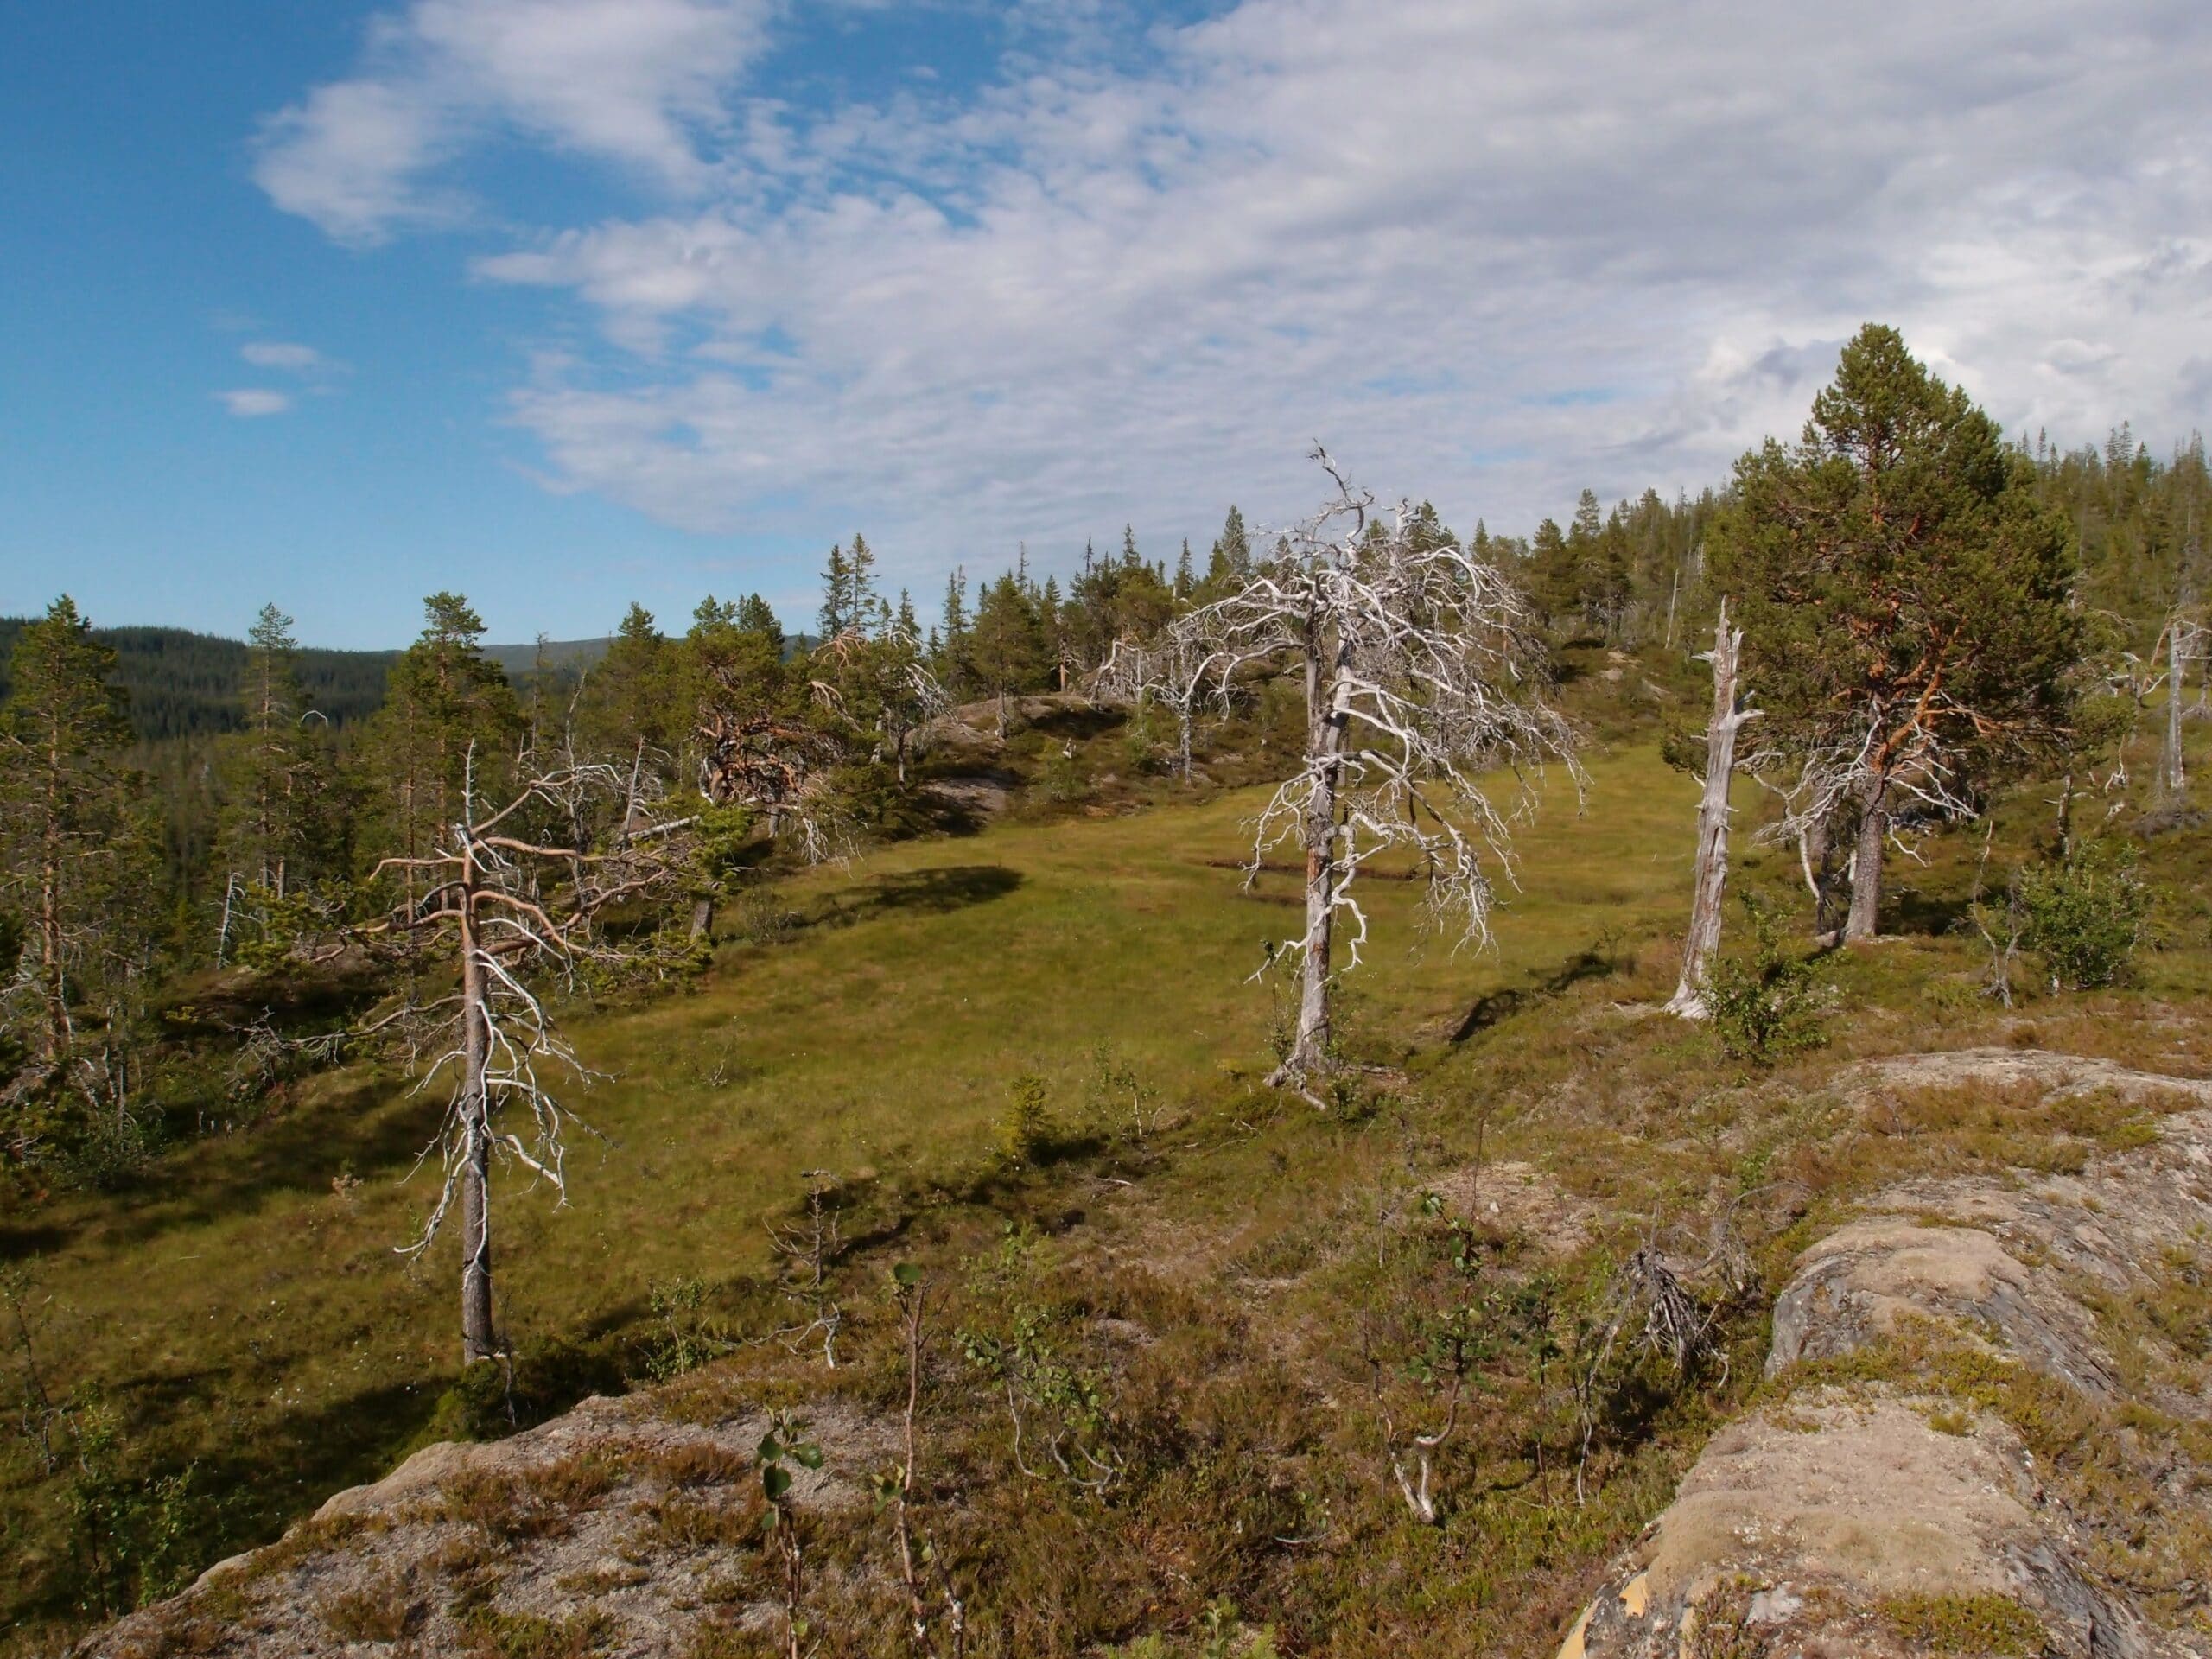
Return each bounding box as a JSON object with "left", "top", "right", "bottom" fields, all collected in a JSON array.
[
  {"left": 1084, "top": 1040, "right": 1165, "bottom": 1141},
  {"left": 1657, "top": 723, "right": 1707, "bottom": 779},
  {"left": 637, "top": 1275, "right": 734, "bottom": 1383},
  {"left": 2018, "top": 838, "right": 2151, "bottom": 990},
  {"left": 1880, "top": 1592, "right": 2046, "bottom": 1655},
  {"left": 1707, "top": 893, "right": 1831, "bottom": 1065},
  {"left": 358, "top": 592, "right": 521, "bottom": 887},
  {"left": 996, "top": 1072, "right": 1055, "bottom": 1168},
  {"left": 425, "top": 1340, "right": 625, "bottom": 1444},
  {"left": 0, "top": 597, "right": 164, "bottom": 1149},
  {"left": 1713, "top": 325, "right": 2083, "bottom": 835},
  {"left": 0, "top": 619, "right": 397, "bottom": 739},
  {"left": 1037, "top": 741, "right": 1088, "bottom": 804},
  {"left": 57, "top": 1398, "right": 219, "bottom": 1613}
]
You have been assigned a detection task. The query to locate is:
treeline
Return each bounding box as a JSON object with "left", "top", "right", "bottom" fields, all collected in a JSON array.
[
  {"left": 3, "top": 361, "right": 2205, "bottom": 1186},
  {"left": 0, "top": 621, "right": 391, "bottom": 739}
]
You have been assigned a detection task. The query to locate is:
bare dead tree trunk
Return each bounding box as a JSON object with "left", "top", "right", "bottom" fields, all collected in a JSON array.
[
  {"left": 458, "top": 846, "right": 498, "bottom": 1365},
  {"left": 690, "top": 895, "right": 715, "bottom": 940},
  {"left": 1844, "top": 772, "right": 1887, "bottom": 944},
  {"left": 2165, "top": 620, "right": 2190, "bottom": 796},
  {"left": 1667, "top": 601, "right": 1756, "bottom": 1017},
  {"left": 1282, "top": 641, "right": 1351, "bottom": 1083},
  {"left": 1134, "top": 453, "right": 1578, "bottom": 1098}
]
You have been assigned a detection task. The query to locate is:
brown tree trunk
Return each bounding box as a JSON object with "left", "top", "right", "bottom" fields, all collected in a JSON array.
[
  {"left": 458, "top": 860, "right": 499, "bottom": 1364},
  {"left": 40, "top": 730, "right": 67, "bottom": 1061},
  {"left": 1844, "top": 772, "right": 1887, "bottom": 944},
  {"left": 1668, "top": 601, "right": 1751, "bottom": 1017}
]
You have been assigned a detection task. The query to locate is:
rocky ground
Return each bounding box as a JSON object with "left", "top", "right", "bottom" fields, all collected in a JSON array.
[
  {"left": 73, "top": 1049, "right": 2212, "bottom": 1658},
  {"left": 1564, "top": 1052, "right": 2212, "bottom": 1659}
]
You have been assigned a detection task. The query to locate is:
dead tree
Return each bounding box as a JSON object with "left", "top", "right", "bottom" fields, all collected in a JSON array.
[
  {"left": 359, "top": 748, "right": 693, "bottom": 1364},
  {"left": 1132, "top": 450, "right": 1579, "bottom": 1089},
  {"left": 1666, "top": 600, "right": 1760, "bottom": 1018},
  {"left": 2163, "top": 616, "right": 2197, "bottom": 798}
]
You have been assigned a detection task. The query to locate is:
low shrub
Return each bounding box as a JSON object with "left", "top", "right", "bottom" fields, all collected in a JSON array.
[
  {"left": 1707, "top": 893, "right": 1830, "bottom": 1065},
  {"left": 997, "top": 1073, "right": 1054, "bottom": 1168},
  {"left": 2017, "top": 838, "right": 2149, "bottom": 990}
]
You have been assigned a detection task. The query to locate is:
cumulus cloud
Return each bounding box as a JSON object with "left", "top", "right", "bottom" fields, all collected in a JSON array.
[
  {"left": 252, "top": 0, "right": 775, "bottom": 245},
  {"left": 260, "top": 0, "right": 2212, "bottom": 575},
  {"left": 216, "top": 389, "right": 294, "bottom": 417},
  {"left": 242, "top": 341, "right": 336, "bottom": 372}
]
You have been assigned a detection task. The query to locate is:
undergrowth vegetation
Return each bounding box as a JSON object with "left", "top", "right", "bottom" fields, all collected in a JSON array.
[{"left": 9, "top": 649, "right": 2212, "bottom": 1654}]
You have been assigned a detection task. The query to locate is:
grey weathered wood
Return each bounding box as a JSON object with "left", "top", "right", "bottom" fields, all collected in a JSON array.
[{"left": 1668, "top": 600, "right": 1758, "bottom": 1018}]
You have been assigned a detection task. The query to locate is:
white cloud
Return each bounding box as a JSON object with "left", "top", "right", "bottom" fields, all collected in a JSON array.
[
  {"left": 252, "top": 0, "right": 776, "bottom": 245},
  {"left": 264, "top": 0, "right": 2212, "bottom": 576},
  {"left": 242, "top": 341, "right": 334, "bottom": 372},
  {"left": 217, "top": 389, "right": 295, "bottom": 418}
]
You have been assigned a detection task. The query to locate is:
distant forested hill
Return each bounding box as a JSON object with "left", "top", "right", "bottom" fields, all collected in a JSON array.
[{"left": 0, "top": 621, "right": 606, "bottom": 739}]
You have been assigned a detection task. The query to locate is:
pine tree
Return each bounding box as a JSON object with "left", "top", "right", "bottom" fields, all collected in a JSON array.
[
  {"left": 218, "top": 605, "right": 327, "bottom": 898},
  {"left": 937, "top": 569, "right": 971, "bottom": 696},
  {"left": 1529, "top": 518, "right": 1579, "bottom": 632},
  {"left": 1714, "top": 324, "right": 2083, "bottom": 942},
  {"left": 1175, "top": 538, "right": 1194, "bottom": 598},
  {"left": 581, "top": 602, "right": 683, "bottom": 768},
  {"left": 361, "top": 594, "right": 521, "bottom": 893},
  {"left": 969, "top": 573, "right": 1048, "bottom": 735},
  {"left": 817, "top": 543, "right": 853, "bottom": 639},
  {"left": 0, "top": 598, "right": 156, "bottom": 1080}
]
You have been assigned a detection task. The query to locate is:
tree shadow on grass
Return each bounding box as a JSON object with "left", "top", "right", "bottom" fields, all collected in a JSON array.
[
  {"left": 1889, "top": 883, "right": 1972, "bottom": 939},
  {"left": 35, "top": 1071, "right": 448, "bottom": 1257},
  {"left": 1448, "top": 937, "right": 1624, "bottom": 1044},
  {"left": 804, "top": 864, "right": 1024, "bottom": 931}
]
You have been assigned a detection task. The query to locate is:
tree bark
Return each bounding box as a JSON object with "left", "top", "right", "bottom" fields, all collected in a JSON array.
[
  {"left": 1279, "top": 639, "right": 1351, "bottom": 1085},
  {"left": 458, "top": 855, "right": 499, "bottom": 1364},
  {"left": 1668, "top": 602, "right": 1751, "bottom": 1017},
  {"left": 40, "top": 725, "right": 67, "bottom": 1062},
  {"left": 1844, "top": 772, "right": 1887, "bottom": 944},
  {"left": 690, "top": 894, "right": 715, "bottom": 940},
  {"left": 2165, "top": 620, "right": 2189, "bottom": 796}
]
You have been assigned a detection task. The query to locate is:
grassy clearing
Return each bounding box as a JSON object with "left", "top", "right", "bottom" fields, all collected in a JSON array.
[
  {"left": 1, "top": 735, "right": 1683, "bottom": 1637},
  {"left": 11, "top": 668, "right": 2212, "bottom": 1652}
]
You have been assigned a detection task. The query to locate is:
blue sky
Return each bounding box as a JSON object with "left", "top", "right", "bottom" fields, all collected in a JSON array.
[{"left": 3, "top": 1, "right": 2208, "bottom": 649}]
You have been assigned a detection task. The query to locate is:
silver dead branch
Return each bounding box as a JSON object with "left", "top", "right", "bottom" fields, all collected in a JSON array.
[
  {"left": 1125, "top": 449, "right": 1580, "bottom": 1089},
  {"left": 363, "top": 747, "right": 694, "bottom": 1363},
  {"left": 1762, "top": 680, "right": 1990, "bottom": 945},
  {"left": 1666, "top": 599, "right": 1761, "bottom": 1019}
]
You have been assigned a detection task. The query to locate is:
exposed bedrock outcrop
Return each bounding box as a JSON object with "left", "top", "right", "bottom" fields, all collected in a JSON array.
[
  {"left": 1563, "top": 1052, "right": 2212, "bottom": 1659},
  {"left": 76, "top": 1390, "right": 895, "bottom": 1659}
]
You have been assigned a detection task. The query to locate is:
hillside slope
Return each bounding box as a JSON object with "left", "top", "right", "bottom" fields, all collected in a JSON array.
[{"left": 24, "top": 694, "right": 2212, "bottom": 1656}]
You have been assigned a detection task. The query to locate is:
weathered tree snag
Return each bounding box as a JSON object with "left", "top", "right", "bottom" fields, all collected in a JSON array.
[
  {"left": 1287, "top": 640, "right": 1353, "bottom": 1078},
  {"left": 457, "top": 872, "right": 497, "bottom": 1362},
  {"left": 1122, "top": 451, "right": 1579, "bottom": 1095},
  {"left": 359, "top": 748, "right": 695, "bottom": 1366},
  {"left": 1667, "top": 601, "right": 1758, "bottom": 1017},
  {"left": 2164, "top": 618, "right": 2192, "bottom": 798}
]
